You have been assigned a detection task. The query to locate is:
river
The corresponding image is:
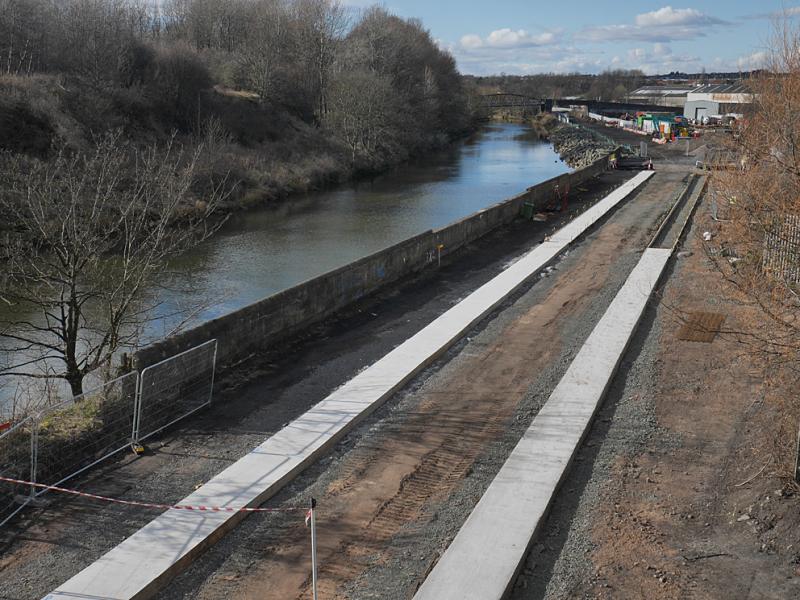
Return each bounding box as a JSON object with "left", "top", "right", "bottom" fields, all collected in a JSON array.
[
  {"left": 153, "top": 122, "right": 569, "bottom": 335},
  {"left": 0, "top": 122, "right": 568, "bottom": 411}
]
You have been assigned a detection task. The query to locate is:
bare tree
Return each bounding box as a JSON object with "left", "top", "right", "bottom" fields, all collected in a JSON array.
[
  {"left": 706, "top": 19, "right": 800, "bottom": 475},
  {"left": 325, "top": 69, "right": 395, "bottom": 163},
  {"left": 0, "top": 132, "right": 228, "bottom": 398},
  {"left": 710, "top": 22, "right": 800, "bottom": 363},
  {"left": 238, "top": 0, "right": 292, "bottom": 102},
  {"left": 294, "top": 0, "right": 349, "bottom": 121}
]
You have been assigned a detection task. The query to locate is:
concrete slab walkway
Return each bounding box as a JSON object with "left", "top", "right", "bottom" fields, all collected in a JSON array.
[
  {"left": 412, "top": 247, "right": 672, "bottom": 600},
  {"left": 45, "top": 172, "right": 654, "bottom": 600}
]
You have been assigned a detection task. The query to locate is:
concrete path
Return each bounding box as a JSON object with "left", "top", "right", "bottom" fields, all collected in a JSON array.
[
  {"left": 412, "top": 247, "right": 672, "bottom": 600},
  {"left": 45, "top": 171, "right": 653, "bottom": 600}
]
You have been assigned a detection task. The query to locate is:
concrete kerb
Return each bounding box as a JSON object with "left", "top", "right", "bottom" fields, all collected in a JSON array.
[
  {"left": 44, "top": 171, "right": 652, "bottom": 600},
  {"left": 412, "top": 248, "right": 673, "bottom": 600}
]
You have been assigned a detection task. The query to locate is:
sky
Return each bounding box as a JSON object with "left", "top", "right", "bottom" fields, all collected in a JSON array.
[{"left": 343, "top": 1, "right": 800, "bottom": 75}]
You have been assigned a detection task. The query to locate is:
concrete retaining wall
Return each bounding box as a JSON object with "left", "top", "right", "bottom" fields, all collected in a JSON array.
[{"left": 132, "top": 154, "right": 610, "bottom": 371}]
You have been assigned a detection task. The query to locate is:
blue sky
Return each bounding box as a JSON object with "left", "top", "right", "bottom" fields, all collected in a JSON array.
[{"left": 345, "top": 1, "right": 798, "bottom": 75}]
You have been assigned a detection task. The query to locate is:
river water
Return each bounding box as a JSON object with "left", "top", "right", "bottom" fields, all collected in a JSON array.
[
  {"left": 153, "top": 122, "right": 569, "bottom": 335},
  {"left": 0, "top": 122, "right": 568, "bottom": 410}
]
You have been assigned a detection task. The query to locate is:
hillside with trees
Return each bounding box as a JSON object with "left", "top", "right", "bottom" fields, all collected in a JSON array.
[
  {"left": 466, "top": 69, "right": 646, "bottom": 101},
  {"left": 0, "top": 0, "right": 475, "bottom": 400},
  {"left": 0, "top": 0, "right": 475, "bottom": 209}
]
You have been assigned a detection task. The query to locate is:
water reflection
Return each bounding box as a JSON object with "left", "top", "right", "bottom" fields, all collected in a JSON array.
[
  {"left": 156, "top": 122, "right": 568, "bottom": 335},
  {"left": 0, "top": 122, "right": 568, "bottom": 409}
]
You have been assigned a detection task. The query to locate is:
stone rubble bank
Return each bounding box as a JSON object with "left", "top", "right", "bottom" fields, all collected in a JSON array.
[{"left": 548, "top": 124, "right": 617, "bottom": 169}]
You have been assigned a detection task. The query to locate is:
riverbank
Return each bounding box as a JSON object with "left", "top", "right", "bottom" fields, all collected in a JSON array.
[
  {"left": 531, "top": 112, "right": 618, "bottom": 169},
  {"left": 0, "top": 123, "right": 570, "bottom": 420},
  {"left": 0, "top": 74, "right": 477, "bottom": 220},
  {"left": 0, "top": 167, "right": 637, "bottom": 599}
]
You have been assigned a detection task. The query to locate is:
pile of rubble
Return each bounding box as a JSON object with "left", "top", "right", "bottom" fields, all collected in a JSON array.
[{"left": 549, "top": 124, "right": 617, "bottom": 168}]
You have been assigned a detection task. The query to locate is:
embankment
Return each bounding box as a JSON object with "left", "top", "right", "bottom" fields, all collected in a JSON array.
[
  {"left": 532, "top": 113, "right": 618, "bottom": 169},
  {"left": 132, "top": 155, "right": 611, "bottom": 371}
]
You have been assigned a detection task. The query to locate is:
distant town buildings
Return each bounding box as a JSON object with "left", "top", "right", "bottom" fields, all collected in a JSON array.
[
  {"left": 628, "top": 81, "right": 754, "bottom": 121},
  {"left": 683, "top": 83, "right": 754, "bottom": 121},
  {"left": 627, "top": 85, "right": 695, "bottom": 108}
]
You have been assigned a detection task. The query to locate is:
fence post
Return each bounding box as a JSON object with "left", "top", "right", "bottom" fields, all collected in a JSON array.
[
  {"left": 29, "top": 419, "right": 38, "bottom": 499},
  {"left": 208, "top": 341, "right": 218, "bottom": 406},
  {"left": 131, "top": 371, "right": 142, "bottom": 446},
  {"left": 310, "top": 497, "right": 318, "bottom": 600}
]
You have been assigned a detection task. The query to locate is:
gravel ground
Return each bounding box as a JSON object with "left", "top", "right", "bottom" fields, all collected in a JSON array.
[
  {"left": 351, "top": 239, "right": 648, "bottom": 600},
  {"left": 549, "top": 124, "right": 618, "bottom": 168},
  {"left": 507, "top": 124, "right": 775, "bottom": 599},
  {"left": 156, "top": 171, "right": 684, "bottom": 599},
  {"left": 509, "top": 264, "right": 680, "bottom": 599},
  {"left": 0, "top": 170, "right": 636, "bottom": 599},
  {"left": 521, "top": 196, "right": 800, "bottom": 600}
]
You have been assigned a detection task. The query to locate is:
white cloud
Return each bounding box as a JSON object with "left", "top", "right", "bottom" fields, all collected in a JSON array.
[
  {"left": 486, "top": 28, "right": 556, "bottom": 47},
  {"left": 452, "top": 42, "right": 610, "bottom": 76},
  {"left": 736, "top": 50, "right": 767, "bottom": 70},
  {"left": 460, "top": 34, "right": 484, "bottom": 49},
  {"left": 620, "top": 42, "right": 702, "bottom": 74},
  {"left": 653, "top": 42, "right": 671, "bottom": 57},
  {"left": 583, "top": 5, "right": 728, "bottom": 42},
  {"left": 745, "top": 6, "right": 800, "bottom": 20},
  {"left": 706, "top": 51, "right": 768, "bottom": 72},
  {"left": 459, "top": 27, "right": 559, "bottom": 50},
  {"left": 628, "top": 47, "right": 647, "bottom": 60},
  {"left": 635, "top": 6, "right": 714, "bottom": 27}
]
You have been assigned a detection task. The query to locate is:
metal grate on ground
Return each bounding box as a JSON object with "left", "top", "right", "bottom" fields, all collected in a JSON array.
[{"left": 677, "top": 311, "right": 726, "bottom": 343}]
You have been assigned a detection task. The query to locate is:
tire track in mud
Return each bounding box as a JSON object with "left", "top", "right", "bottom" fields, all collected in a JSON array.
[
  {"left": 168, "top": 173, "right": 686, "bottom": 600},
  {"left": 190, "top": 219, "right": 636, "bottom": 600}
]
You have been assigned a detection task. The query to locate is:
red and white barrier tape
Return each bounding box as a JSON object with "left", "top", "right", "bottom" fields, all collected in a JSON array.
[{"left": 0, "top": 476, "right": 307, "bottom": 514}]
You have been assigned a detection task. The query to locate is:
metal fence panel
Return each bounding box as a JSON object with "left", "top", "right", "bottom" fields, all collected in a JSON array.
[
  {"left": 33, "top": 371, "right": 139, "bottom": 495},
  {"left": 0, "top": 417, "right": 35, "bottom": 527},
  {"left": 135, "top": 339, "right": 217, "bottom": 443}
]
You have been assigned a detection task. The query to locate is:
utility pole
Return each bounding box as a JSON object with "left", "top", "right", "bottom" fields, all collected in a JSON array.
[{"left": 309, "top": 498, "right": 318, "bottom": 600}]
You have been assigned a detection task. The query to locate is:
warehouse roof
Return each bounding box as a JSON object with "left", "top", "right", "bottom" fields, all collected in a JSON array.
[
  {"left": 629, "top": 85, "right": 695, "bottom": 97},
  {"left": 690, "top": 82, "right": 751, "bottom": 94}
]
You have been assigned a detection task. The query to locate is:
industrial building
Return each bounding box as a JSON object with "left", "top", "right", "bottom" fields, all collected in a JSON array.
[
  {"left": 683, "top": 83, "right": 753, "bottom": 121},
  {"left": 627, "top": 82, "right": 755, "bottom": 122},
  {"left": 627, "top": 85, "right": 695, "bottom": 107}
]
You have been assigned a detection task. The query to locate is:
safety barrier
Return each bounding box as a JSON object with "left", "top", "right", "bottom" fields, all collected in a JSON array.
[
  {"left": 34, "top": 372, "right": 139, "bottom": 496},
  {"left": 134, "top": 339, "right": 217, "bottom": 443},
  {"left": 0, "top": 417, "right": 35, "bottom": 527},
  {"left": 0, "top": 340, "right": 217, "bottom": 528}
]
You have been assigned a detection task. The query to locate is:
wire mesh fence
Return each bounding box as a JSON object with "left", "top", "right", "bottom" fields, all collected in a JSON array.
[
  {"left": 0, "top": 339, "right": 218, "bottom": 528},
  {"left": 0, "top": 417, "right": 35, "bottom": 527},
  {"left": 33, "top": 371, "right": 139, "bottom": 496},
  {"left": 134, "top": 339, "right": 217, "bottom": 444}
]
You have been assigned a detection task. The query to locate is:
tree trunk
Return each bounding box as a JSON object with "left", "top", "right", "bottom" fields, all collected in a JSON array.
[{"left": 67, "top": 372, "right": 84, "bottom": 398}]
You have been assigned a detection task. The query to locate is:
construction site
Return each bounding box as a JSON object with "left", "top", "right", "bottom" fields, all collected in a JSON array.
[{"left": 1, "top": 111, "right": 798, "bottom": 600}]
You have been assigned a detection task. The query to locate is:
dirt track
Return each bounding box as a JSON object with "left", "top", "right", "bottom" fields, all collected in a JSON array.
[
  {"left": 155, "top": 170, "right": 688, "bottom": 600},
  {"left": 0, "top": 167, "right": 646, "bottom": 599},
  {"left": 1, "top": 144, "right": 695, "bottom": 600}
]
